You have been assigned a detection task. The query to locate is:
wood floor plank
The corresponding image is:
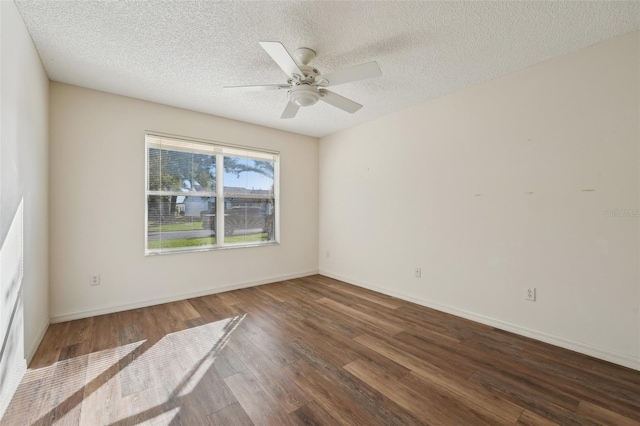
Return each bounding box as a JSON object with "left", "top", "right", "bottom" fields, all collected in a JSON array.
[
  {"left": 59, "top": 340, "right": 91, "bottom": 362},
  {"left": 468, "top": 362, "right": 583, "bottom": 411},
  {"left": 233, "top": 302, "right": 301, "bottom": 344},
  {"left": 516, "top": 410, "right": 561, "bottom": 426},
  {"left": 214, "top": 346, "right": 248, "bottom": 378},
  {"left": 291, "top": 400, "right": 341, "bottom": 426},
  {"left": 492, "top": 327, "right": 640, "bottom": 388},
  {"left": 232, "top": 315, "right": 300, "bottom": 368},
  {"left": 387, "top": 331, "right": 478, "bottom": 379},
  {"left": 187, "top": 296, "right": 229, "bottom": 323},
  {"left": 182, "top": 367, "right": 237, "bottom": 416},
  {"left": 117, "top": 324, "right": 152, "bottom": 398},
  {"left": 207, "top": 402, "right": 254, "bottom": 426},
  {"left": 170, "top": 396, "right": 213, "bottom": 425},
  {"left": 63, "top": 317, "right": 94, "bottom": 347},
  {"left": 29, "top": 322, "right": 70, "bottom": 369},
  {"left": 530, "top": 348, "right": 640, "bottom": 396},
  {"left": 78, "top": 346, "right": 122, "bottom": 426},
  {"left": 354, "top": 334, "right": 524, "bottom": 423},
  {"left": 323, "top": 280, "right": 404, "bottom": 309},
  {"left": 227, "top": 331, "right": 311, "bottom": 413},
  {"left": 282, "top": 279, "right": 326, "bottom": 300},
  {"left": 343, "top": 358, "right": 461, "bottom": 425},
  {"left": 112, "top": 386, "right": 181, "bottom": 426},
  {"left": 200, "top": 293, "right": 241, "bottom": 318},
  {"left": 316, "top": 297, "right": 404, "bottom": 334},
  {"left": 286, "top": 340, "right": 423, "bottom": 426},
  {"left": 34, "top": 344, "right": 89, "bottom": 426},
  {"left": 468, "top": 371, "right": 592, "bottom": 426},
  {"left": 281, "top": 308, "right": 411, "bottom": 381},
  {"left": 243, "top": 287, "right": 307, "bottom": 322},
  {"left": 0, "top": 378, "right": 46, "bottom": 425},
  {"left": 396, "top": 303, "right": 494, "bottom": 338},
  {"left": 3, "top": 276, "right": 639, "bottom": 426},
  {"left": 256, "top": 282, "right": 293, "bottom": 302},
  {"left": 287, "top": 299, "right": 364, "bottom": 339},
  {"left": 285, "top": 360, "right": 383, "bottom": 426},
  {"left": 166, "top": 299, "right": 201, "bottom": 321},
  {"left": 284, "top": 294, "right": 394, "bottom": 340},
  {"left": 465, "top": 339, "right": 640, "bottom": 421},
  {"left": 355, "top": 302, "right": 461, "bottom": 345},
  {"left": 292, "top": 318, "right": 367, "bottom": 366},
  {"left": 299, "top": 277, "right": 369, "bottom": 307},
  {"left": 88, "top": 313, "right": 119, "bottom": 353},
  {"left": 400, "top": 370, "right": 514, "bottom": 426},
  {"left": 216, "top": 290, "right": 244, "bottom": 306},
  {"left": 225, "top": 370, "right": 296, "bottom": 425},
  {"left": 146, "top": 302, "right": 189, "bottom": 334},
  {"left": 576, "top": 400, "right": 639, "bottom": 426}
]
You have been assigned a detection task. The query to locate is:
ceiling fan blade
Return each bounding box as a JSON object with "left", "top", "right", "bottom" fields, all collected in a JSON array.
[
  {"left": 319, "top": 90, "right": 362, "bottom": 114},
  {"left": 223, "top": 84, "right": 289, "bottom": 92},
  {"left": 315, "top": 61, "right": 381, "bottom": 87},
  {"left": 259, "top": 42, "right": 304, "bottom": 79},
  {"left": 281, "top": 101, "right": 300, "bottom": 119}
]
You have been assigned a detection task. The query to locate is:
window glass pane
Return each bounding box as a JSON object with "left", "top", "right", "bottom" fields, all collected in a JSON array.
[
  {"left": 147, "top": 195, "right": 216, "bottom": 250},
  {"left": 148, "top": 148, "right": 216, "bottom": 193},
  {"left": 223, "top": 157, "right": 274, "bottom": 197},
  {"left": 148, "top": 148, "right": 162, "bottom": 191},
  {"left": 223, "top": 198, "right": 275, "bottom": 245},
  {"left": 164, "top": 149, "right": 193, "bottom": 192},
  {"left": 192, "top": 152, "right": 216, "bottom": 192}
]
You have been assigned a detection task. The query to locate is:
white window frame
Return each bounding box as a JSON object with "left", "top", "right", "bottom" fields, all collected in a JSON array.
[{"left": 145, "top": 132, "right": 280, "bottom": 255}]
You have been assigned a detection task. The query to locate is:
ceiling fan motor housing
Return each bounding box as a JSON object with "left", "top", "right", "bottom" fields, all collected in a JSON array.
[
  {"left": 289, "top": 85, "right": 320, "bottom": 107},
  {"left": 288, "top": 64, "right": 320, "bottom": 85}
]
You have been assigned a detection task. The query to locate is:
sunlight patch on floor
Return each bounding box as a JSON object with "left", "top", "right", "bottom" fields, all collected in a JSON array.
[{"left": 4, "top": 311, "right": 246, "bottom": 425}]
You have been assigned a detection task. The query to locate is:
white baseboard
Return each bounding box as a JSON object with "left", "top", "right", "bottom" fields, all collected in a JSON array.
[
  {"left": 319, "top": 269, "right": 640, "bottom": 371},
  {"left": 0, "top": 359, "right": 26, "bottom": 421},
  {"left": 26, "top": 317, "right": 50, "bottom": 364},
  {"left": 50, "top": 270, "right": 318, "bottom": 323}
]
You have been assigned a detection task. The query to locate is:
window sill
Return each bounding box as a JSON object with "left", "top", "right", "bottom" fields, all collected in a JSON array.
[{"left": 145, "top": 240, "right": 280, "bottom": 256}]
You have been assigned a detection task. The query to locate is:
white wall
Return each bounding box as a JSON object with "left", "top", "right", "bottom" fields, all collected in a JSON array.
[
  {"left": 319, "top": 31, "right": 640, "bottom": 369},
  {"left": 49, "top": 83, "right": 318, "bottom": 321},
  {"left": 0, "top": 0, "right": 50, "bottom": 415}
]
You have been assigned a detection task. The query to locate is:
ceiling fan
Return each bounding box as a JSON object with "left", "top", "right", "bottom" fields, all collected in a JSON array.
[{"left": 224, "top": 42, "right": 382, "bottom": 119}]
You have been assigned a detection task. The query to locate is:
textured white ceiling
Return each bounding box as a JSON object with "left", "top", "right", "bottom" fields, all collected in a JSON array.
[{"left": 15, "top": 1, "right": 640, "bottom": 138}]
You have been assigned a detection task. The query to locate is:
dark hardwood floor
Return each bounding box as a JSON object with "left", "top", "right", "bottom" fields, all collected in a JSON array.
[{"left": 2, "top": 275, "right": 639, "bottom": 425}]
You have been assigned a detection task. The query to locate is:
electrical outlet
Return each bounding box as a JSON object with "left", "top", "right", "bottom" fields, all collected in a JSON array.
[
  {"left": 525, "top": 287, "right": 536, "bottom": 301},
  {"left": 414, "top": 268, "right": 421, "bottom": 278},
  {"left": 326, "top": 251, "right": 330, "bottom": 259},
  {"left": 91, "top": 274, "right": 101, "bottom": 286}
]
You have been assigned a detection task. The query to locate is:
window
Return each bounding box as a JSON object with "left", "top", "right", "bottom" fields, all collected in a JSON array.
[{"left": 145, "top": 134, "right": 279, "bottom": 255}]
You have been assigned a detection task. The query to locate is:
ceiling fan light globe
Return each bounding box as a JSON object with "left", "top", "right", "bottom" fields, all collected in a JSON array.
[
  {"left": 289, "top": 86, "right": 320, "bottom": 107},
  {"left": 292, "top": 92, "right": 319, "bottom": 107}
]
